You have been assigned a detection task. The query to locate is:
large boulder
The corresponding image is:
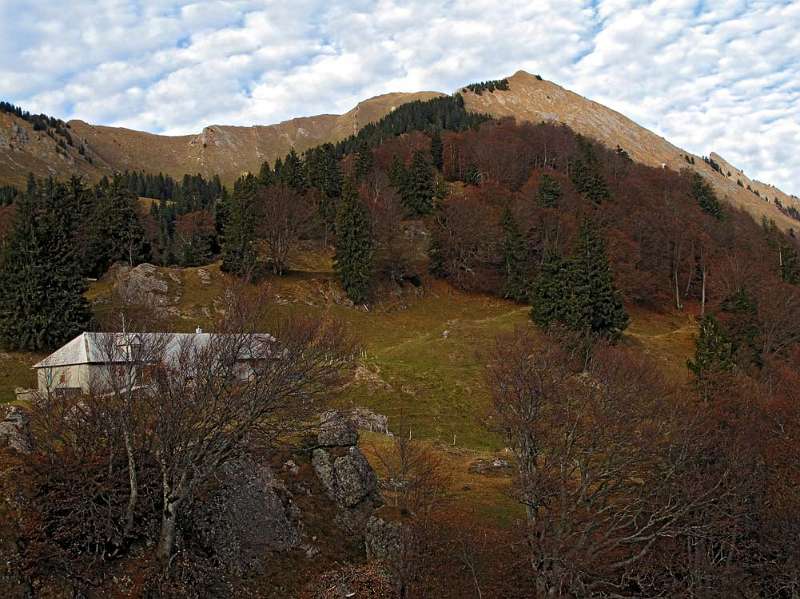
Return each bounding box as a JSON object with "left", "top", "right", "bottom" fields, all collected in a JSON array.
[
  {"left": 318, "top": 411, "right": 358, "bottom": 447},
  {"left": 0, "top": 406, "right": 32, "bottom": 454},
  {"left": 112, "top": 263, "right": 178, "bottom": 309},
  {"left": 189, "top": 457, "right": 300, "bottom": 575},
  {"left": 312, "top": 446, "right": 379, "bottom": 509},
  {"left": 365, "top": 516, "right": 402, "bottom": 563}
]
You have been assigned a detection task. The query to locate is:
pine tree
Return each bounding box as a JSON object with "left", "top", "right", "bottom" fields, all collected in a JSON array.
[
  {"left": 691, "top": 172, "right": 723, "bottom": 219},
  {"left": 501, "top": 208, "right": 530, "bottom": 302},
  {"left": 220, "top": 174, "right": 258, "bottom": 278},
  {"left": 781, "top": 244, "right": 800, "bottom": 284},
  {"left": 537, "top": 174, "right": 562, "bottom": 208},
  {"left": 687, "top": 315, "right": 734, "bottom": 401},
  {"left": 430, "top": 130, "right": 444, "bottom": 171},
  {"left": 334, "top": 180, "right": 374, "bottom": 304},
  {"left": 0, "top": 179, "right": 90, "bottom": 351}
]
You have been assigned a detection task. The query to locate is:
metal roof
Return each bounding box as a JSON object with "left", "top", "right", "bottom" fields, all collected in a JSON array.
[{"left": 33, "top": 332, "right": 274, "bottom": 369}]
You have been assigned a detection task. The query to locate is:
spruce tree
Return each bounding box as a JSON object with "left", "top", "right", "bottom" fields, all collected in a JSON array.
[
  {"left": 570, "top": 140, "right": 610, "bottom": 204},
  {"left": 220, "top": 174, "right": 258, "bottom": 278},
  {"left": 537, "top": 174, "right": 562, "bottom": 208},
  {"left": 691, "top": 172, "right": 723, "bottom": 219},
  {"left": 501, "top": 208, "right": 530, "bottom": 302},
  {"left": 83, "top": 176, "right": 149, "bottom": 276},
  {"left": 464, "top": 164, "right": 481, "bottom": 186},
  {"left": 354, "top": 141, "right": 374, "bottom": 182},
  {"left": 531, "top": 220, "right": 628, "bottom": 340},
  {"left": 405, "top": 150, "right": 434, "bottom": 215},
  {"left": 570, "top": 219, "right": 628, "bottom": 339},
  {"left": 687, "top": 315, "right": 734, "bottom": 400},
  {"left": 720, "top": 287, "right": 761, "bottom": 368},
  {"left": 258, "top": 161, "right": 275, "bottom": 186},
  {"left": 531, "top": 248, "right": 570, "bottom": 328},
  {"left": 334, "top": 180, "right": 374, "bottom": 304},
  {"left": 280, "top": 149, "right": 306, "bottom": 191},
  {"left": 0, "top": 179, "right": 90, "bottom": 351},
  {"left": 430, "top": 130, "right": 444, "bottom": 171}
]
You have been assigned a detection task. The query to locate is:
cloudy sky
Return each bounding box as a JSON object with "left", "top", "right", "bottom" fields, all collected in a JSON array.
[{"left": 1, "top": 0, "right": 798, "bottom": 193}]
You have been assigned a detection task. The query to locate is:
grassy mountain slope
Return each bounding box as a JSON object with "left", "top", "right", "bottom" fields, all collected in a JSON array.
[{"left": 66, "top": 91, "right": 444, "bottom": 185}]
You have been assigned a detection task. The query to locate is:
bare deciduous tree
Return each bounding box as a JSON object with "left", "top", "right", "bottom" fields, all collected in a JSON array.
[
  {"left": 256, "top": 184, "right": 315, "bottom": 275},
  {"left": 487, "top": 329, "right": 728, "bottom": 596}
]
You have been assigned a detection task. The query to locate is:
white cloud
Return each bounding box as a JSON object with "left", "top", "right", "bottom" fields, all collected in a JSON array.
[{"left": 0, "top": 0, "right": 797, "bottom": 194}]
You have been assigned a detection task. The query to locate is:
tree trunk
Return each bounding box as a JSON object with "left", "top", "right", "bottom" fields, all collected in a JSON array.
[
  {"left": 157, "top": 500, "right": 180, "bottom": 562},
  {"left": 701, "top": 264, "right": 707, "bottom": 317},
  {"left": 123, "top": 430, "right": 138, "bottom": 538}
]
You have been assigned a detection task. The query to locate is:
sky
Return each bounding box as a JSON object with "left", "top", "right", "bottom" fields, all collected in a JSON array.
[{"left": 0, "top": 0, "right": 798, "bottom": 194}]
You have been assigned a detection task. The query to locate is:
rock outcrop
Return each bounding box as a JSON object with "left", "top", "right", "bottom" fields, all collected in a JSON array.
[
  {"left": 112, "top": 263, "right": 181, "bottom": 312},
  {"left": 0, "top": 406, "right": 32, "bottom": 454},
  {"left": 190, "top": 457, "right": 301, "bottom": 575},
  {"left": 312, "top": 412, "right": 382, "bottom": 532},
  {"left": 364, "top": 516, "right": 402, "bottom": 563}
]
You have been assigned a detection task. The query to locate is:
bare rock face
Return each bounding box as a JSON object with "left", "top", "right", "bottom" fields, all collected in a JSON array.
[
  {"left": 0, "top": 406, "right": 32, "bottom": 454},
  {"left": 189, "top": 457, "right": 301, "bottom": 575}
]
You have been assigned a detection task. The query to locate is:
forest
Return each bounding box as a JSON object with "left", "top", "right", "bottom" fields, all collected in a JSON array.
[{"left": 1, "top": 93, "right": 800, "bottom": 597}]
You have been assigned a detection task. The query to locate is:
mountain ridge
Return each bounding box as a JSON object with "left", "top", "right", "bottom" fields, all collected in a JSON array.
[{"left": 1, "top": 71, "right": 796, "bottom": 230}]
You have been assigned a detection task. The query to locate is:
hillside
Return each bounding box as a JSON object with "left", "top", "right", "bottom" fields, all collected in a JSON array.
[
  {"left": 3, "top": 72, "right": 797, "bottom": 234},
  {"left": 0, "top": 111, "right": 110, "bottom": 187},
  {"left": 463, "top": 70, "right": 800, "bottom": 231},
  {"left": 0, "top": 91, "right": 442, "bottom": 189}
]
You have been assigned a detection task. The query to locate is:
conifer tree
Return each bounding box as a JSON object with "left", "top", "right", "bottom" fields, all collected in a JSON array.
[
  {"left": 781, "top": 244, "right": 800, "bottom": 284},
  {"left": 83, "top": 176, "right": 149, "bottom": 276},
  {"left": 334, "top": 180, "right": 374, "bottom": 304},
  {"left": 389, "top": 155, "right": 408, "bottom": 188},
  {"left": 687, "top": 314, "right": 734, "bottom": 401},
  {"left": 531, "top": 220, "right": 628, "bottom": 340},
  {"left": 531, "top": 248, "right": 570, "bottom": 328},
  {"left": 501, "top": 208, "right": 530, "bottom": 302},
  {"left": 570, "top": 219, "right": 628, "bottom": 338},
  {"left": 220, "top": 174, "right": 258, "bottom": 278},
  {"left": 537, "top": 174, "right": 562, "bottom": 208},
  {"left": 0, "top": 178, "right": 90, "bottom": 351},
  {"left": 405, "top": 150, "right": 434, "bottom": 215},
  {"left": 430, "top": 129, "right": 444, "bottom": 171},
  {"left": 280, "top": 149, "right": 306, "bottom": 191},
  {"left": 464, "top": 164, "right": 481, "bottom": 186},
  {"left": 570, "top": 140, "right": 610, "bottom": 204},
  {"left": 258, "top": 161, "right": 275, "bottom": 186},
  {"left": 354, "top": 141, "right": 374, "bottom": 182},
  {"left": 720, "top": 287, "right": 761, "bottom": 368},
  {"left": 691, "top": 172, "right": 723, "bottom": 219}
]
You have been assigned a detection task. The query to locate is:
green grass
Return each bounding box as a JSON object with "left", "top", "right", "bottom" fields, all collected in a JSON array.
[{"left": 0, "top": 351, "right": 41, "bottom": 403}]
